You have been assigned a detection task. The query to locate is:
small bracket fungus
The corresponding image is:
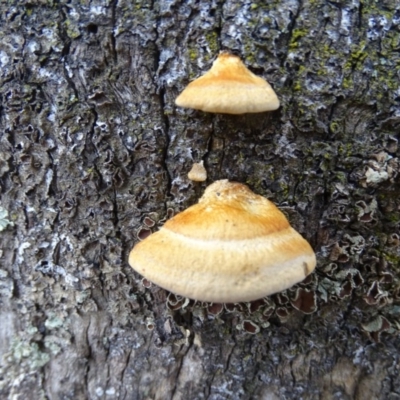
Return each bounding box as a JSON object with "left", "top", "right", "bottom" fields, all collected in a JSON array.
[
  {"left": 129, "top": 180, "right": 316, "bottom": 303},
  {"left": 188, "top": 161, "right": 207, "bottom": 182},
  {"left": 175, "top": 52, "right": 280, "bottom": 114}
]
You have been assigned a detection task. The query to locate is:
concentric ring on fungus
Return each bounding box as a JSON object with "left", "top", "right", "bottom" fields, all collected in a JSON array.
[{"left": 129, "top": 180, "right": 316, "bottom": 303}]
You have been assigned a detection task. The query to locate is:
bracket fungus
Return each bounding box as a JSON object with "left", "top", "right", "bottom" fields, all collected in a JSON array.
[
  {"left": 129, "top": 180, "right": 316, "bottom": 303},
  {"left": 188, "top": 161, "right": 207, "bottom": 182},
  {"left": 175, "top": 52, "right": 280, "bottom": 114}
]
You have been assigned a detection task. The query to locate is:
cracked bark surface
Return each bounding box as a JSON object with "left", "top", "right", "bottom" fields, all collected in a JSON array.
[{"left": 1, "top": 1, "right": 400, "bottom": 399}]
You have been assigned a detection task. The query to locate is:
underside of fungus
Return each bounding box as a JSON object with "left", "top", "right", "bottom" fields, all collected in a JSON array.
[
  {"left": 175, "top": 52, "right": 280, "bottom": 114},
  {"left": 129, "top": 180, "right": 316, "bottom": 303}
]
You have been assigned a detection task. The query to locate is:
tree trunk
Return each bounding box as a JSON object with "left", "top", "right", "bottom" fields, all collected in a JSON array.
[{"left": 1, "top": 0, "right": 399, "bottom": 399}]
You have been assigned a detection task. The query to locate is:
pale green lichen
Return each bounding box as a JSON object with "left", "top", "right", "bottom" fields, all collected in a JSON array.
[
  {"left": 44, "top": 340, "right": 62, "bottom": 356},
  {"left": 0, "top": 206, "right": 13, "bottom": 231},
  {"left": 205, "top": 31, "right": 219, "bottom": 56},
  {"left": 44, "top": 313, "right": 65, "bottom": 330},
  {"left": 8, "top": 339, "right": 50, "bottom": 370},
  {"left": 188, "top": 47, "right": 198, "bottom": 63},
  {"left": 289, "top": 28, "right": 309, "bottom": 50},
  {"left": 63, "top": 18, "right": 81, "bottom": 39}
]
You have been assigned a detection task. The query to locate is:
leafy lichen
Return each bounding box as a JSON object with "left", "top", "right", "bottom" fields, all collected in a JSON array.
[{"left": 0, "top": 206, "right": 13, "bottom": 232}]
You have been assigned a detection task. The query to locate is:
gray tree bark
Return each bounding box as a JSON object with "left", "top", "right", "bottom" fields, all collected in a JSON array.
[{"left": 1, "top": 0, "right": 400, "bottom": 399}]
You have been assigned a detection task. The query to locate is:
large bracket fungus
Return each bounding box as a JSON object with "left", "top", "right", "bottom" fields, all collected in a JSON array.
[{"left": 129, "top": 180, "right": 316, "bottom": 303}]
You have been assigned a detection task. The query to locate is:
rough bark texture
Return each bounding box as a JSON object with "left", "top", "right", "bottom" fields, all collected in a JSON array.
[{"left": 1, "top": 0, "right": 400, "bottom": 399}]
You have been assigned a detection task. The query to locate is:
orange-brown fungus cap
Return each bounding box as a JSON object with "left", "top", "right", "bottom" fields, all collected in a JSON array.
[
  {"left": 129, "top": 180, "right": 316, "bottom": 303},
  {"left": 175, "top": 52, "right": 280, "bottom": 114}
]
